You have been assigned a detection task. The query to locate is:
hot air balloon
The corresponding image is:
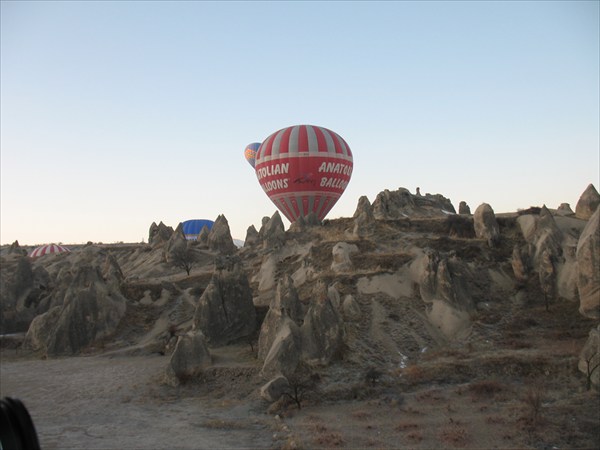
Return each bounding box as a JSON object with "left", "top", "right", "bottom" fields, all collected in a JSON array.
[
  {"left": 244, "top": 142, "right": 261, "bottom": 168},
  {"left": 254, "top": 125, "right": 353, "bottom": 223},
  {"left": 29, "top": 244, "right": 71, "bottom": 258},
  {"left": 181, "top": 219, "right": 214, "bottom": 240}
]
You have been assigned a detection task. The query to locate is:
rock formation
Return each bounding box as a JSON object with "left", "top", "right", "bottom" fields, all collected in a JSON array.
[
  {"left": 25, "top": 265, "right": 127, "bottom": 355},
  {"left": 148, "top": 221, "right": 174, "bottom": 246},
  {"left": 576, "top": 206, "right": 600, "bottom": 319},
  {"left": 372, "top": 188, "right": 455, "bottom": 219},
  {"left": 556, "top": 203, "right": 574, "bottom": 216},
  {"left": 458, "top": 201, "right": 471, "bottom": 215},
  {"left": 473, "top": 203, "right": 500, "bottom": 247},
  {"left": 353, "top": 196, "right": 374, "bottom": 237},
  {"left": 261, "top": 211, "right": 286, "bottom": 250},
  {"left": 197, "top": 225, "right": 210, "bottom": 247},
  {"left": 331, "top": 242, "right": 359, "bottom": 273},
  {"left": 243, "top": 225, "right": 259, "bottom": 248},
  {"left": 300, "top": 292, "right": 345, "bottom": 365},
  {"left": 258, "top": 275, "right": 303, "bottom": 361},
  {"left": 261, "top": 316, "right": 302, "bottom": 379},
  {"left": 575, "top": 184, "right": 600, "bottom": 220},
  {"left": 207, "top": 214, "right": 237, "bottom": 255},
  {"left": 165, "top": 331, "right": 212, "bottom": 386},
  {"left": 165, "top": 224, "right": 188, "bottom": 263},
  {"left": 193, "top": 256, "right": 256, "bottom": 346}
]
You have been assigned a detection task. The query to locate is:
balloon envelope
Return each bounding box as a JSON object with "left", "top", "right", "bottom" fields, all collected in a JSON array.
[
  {"left": 181, "top": 219, "right": 214, "bottom": 240},
  {"left": 244, "top": 143, "right": 260, "bottom": 168},
  {"left": 29, "top": 244, "right": 70, "bottom": 258},
  {"left": 254, "top": 125, "right": 353, "bottom": 222}
]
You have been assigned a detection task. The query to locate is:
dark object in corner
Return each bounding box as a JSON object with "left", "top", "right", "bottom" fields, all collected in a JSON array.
[{"left": 0, "top": 397, "right": 41, "bottom": 450}]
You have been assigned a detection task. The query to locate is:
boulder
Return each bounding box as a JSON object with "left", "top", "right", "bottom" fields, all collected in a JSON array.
[
  {"left": 576, "top": 206, "right": 600, "bottom": 319},
  {"left": 260, "top": 375, "right": 291, "bottom": 402},
  {"left": 473, "top": 203, "right": 500, "bottom": 247},
  {"left": 193, "top": 256, "right": 256, "bottom": 346},
  {"left": 458, "top": 201, "right": 471, "bottom": 215},
  {"left": 575, "top": 184, "right": 600, "bottom": 220},
  {"left": 23, "top": 306, "right": 62, "bottom": 353},
  {"left": 331, "top": 242, "right": 359, "bottom": 273},
  {"left": 207, "top": 215, "right": 237, "bottom": 255},
  {"left": 165, "top": 331, "right": 212, "bottom": 386}
]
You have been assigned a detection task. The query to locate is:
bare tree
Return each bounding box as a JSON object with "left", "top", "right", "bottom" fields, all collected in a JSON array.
[
  {"left": 582, "top": 349, "right": 599, "bottom": 391},
  {"left": 283, "top": 362, "right": 319, "bottom": 410},
  {"left": 170, "top": 245, "right": 198, "bottom": 276}
]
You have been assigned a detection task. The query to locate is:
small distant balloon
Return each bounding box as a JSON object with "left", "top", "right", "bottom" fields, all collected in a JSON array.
[{"left": 244, "top": 142, "right": 261, "bottom": 168}]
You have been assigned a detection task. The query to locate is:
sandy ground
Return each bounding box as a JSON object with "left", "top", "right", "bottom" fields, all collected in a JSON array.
[
  {"left": 0, "top": 352, "right": 275, "bottom": 450},
  {"left": 2, "top": 346, "right": 599, "bottom": 450}
]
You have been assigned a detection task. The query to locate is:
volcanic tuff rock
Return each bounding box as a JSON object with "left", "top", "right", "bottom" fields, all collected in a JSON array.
[
  {"left": 258, "top": 275, "right": 304, "bottom": 361},
  {"left": 556, "top": 203, "right": 575, "bottom": 216},
  {"left": 576, "top": 206, "right": 600, "bottom": 319},
  {"left": 511, "top": 244, "right": 532, "bottom": 284},
  {"left": 331, "top": 242, "right": 359, "bottom": 273},
  {"left": 300, "top": 293, "right": 345, "bottom": 366},
  {"left": 261, "top": 316, "right": 302, "bottom": 379},
  {"left": 458, "top": 201, "right": 471, "bottom": 215},
  {"left": 165, "top": 331, "right": 212, "bottom": 386},
  {"left": 165, "top": 224, "right": 187, "bottom": 263},
  {"left": 193, "top": 256, "right": 256, "bottom": 346},
  {"left": 197, "top": 225, "right": 210, "bottom": 247},
  {"left": 353, "top": 195, "right": 374, "bottom": 238},
  {"left": 260, "top": 375, "right": 290, "bottom": 402},
  {"left": 25, "top": 265, "right": 127, "bottom": 355},
  {"left": 575, "top": 183, "right": 600, "bottom": 220},
  {"left": 473, "top": 203, "right": 500, "bottom": 247},
  {"left": 372, "top": 188, "right": 456, "bottom": 220},
  {"left": 261, "top": 211, "right": 286, "bottom": 250},
  {"left": 207, "top": 214, "right": 237, "bottom": 255},
  {"left": 244, "top": 225, "right": 259, "bottom": 248},
  {"left": 149, "top": 221, "right": 174, "bottom": 246}
]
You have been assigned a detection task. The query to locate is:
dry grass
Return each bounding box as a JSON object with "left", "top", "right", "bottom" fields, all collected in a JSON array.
[
  {"left": 438, "top": 420, "right": 469, "bottom": 447},
  {"left": 468, "top": 379, "right": 506, "bottom": 398}
]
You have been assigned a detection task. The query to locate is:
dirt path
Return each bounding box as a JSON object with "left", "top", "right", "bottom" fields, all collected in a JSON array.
[{"left": 0, "top": 354, "right": 275, "bottom": 449}]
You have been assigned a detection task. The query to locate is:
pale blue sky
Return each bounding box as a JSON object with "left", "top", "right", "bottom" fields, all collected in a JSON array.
[{"left": 1, "top": 0, "right": 598, "bottom": 245}]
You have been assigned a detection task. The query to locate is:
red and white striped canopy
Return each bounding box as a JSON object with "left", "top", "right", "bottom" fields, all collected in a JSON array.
[
  {"left": 255, "top": 124, "right": 353, "bottom": 222},
  {"left": 29, "top": 244, "right": 71, "bottom": 258}
]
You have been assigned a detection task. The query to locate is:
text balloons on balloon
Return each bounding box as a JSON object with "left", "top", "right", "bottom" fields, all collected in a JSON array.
[
  {"left": 244, "top": 142, "right": 261, "bottom": 168},
  {"left": 254, "top": 124, "right": 353, "bottom": 223}
]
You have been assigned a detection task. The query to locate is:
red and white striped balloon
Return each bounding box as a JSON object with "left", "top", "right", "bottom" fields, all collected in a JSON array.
[
  {"left": 255, "top": 125, "right": 353, "bottom": 222},
  {"left": 29, "top": 244, "right": 71, "bottom": 258}
]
